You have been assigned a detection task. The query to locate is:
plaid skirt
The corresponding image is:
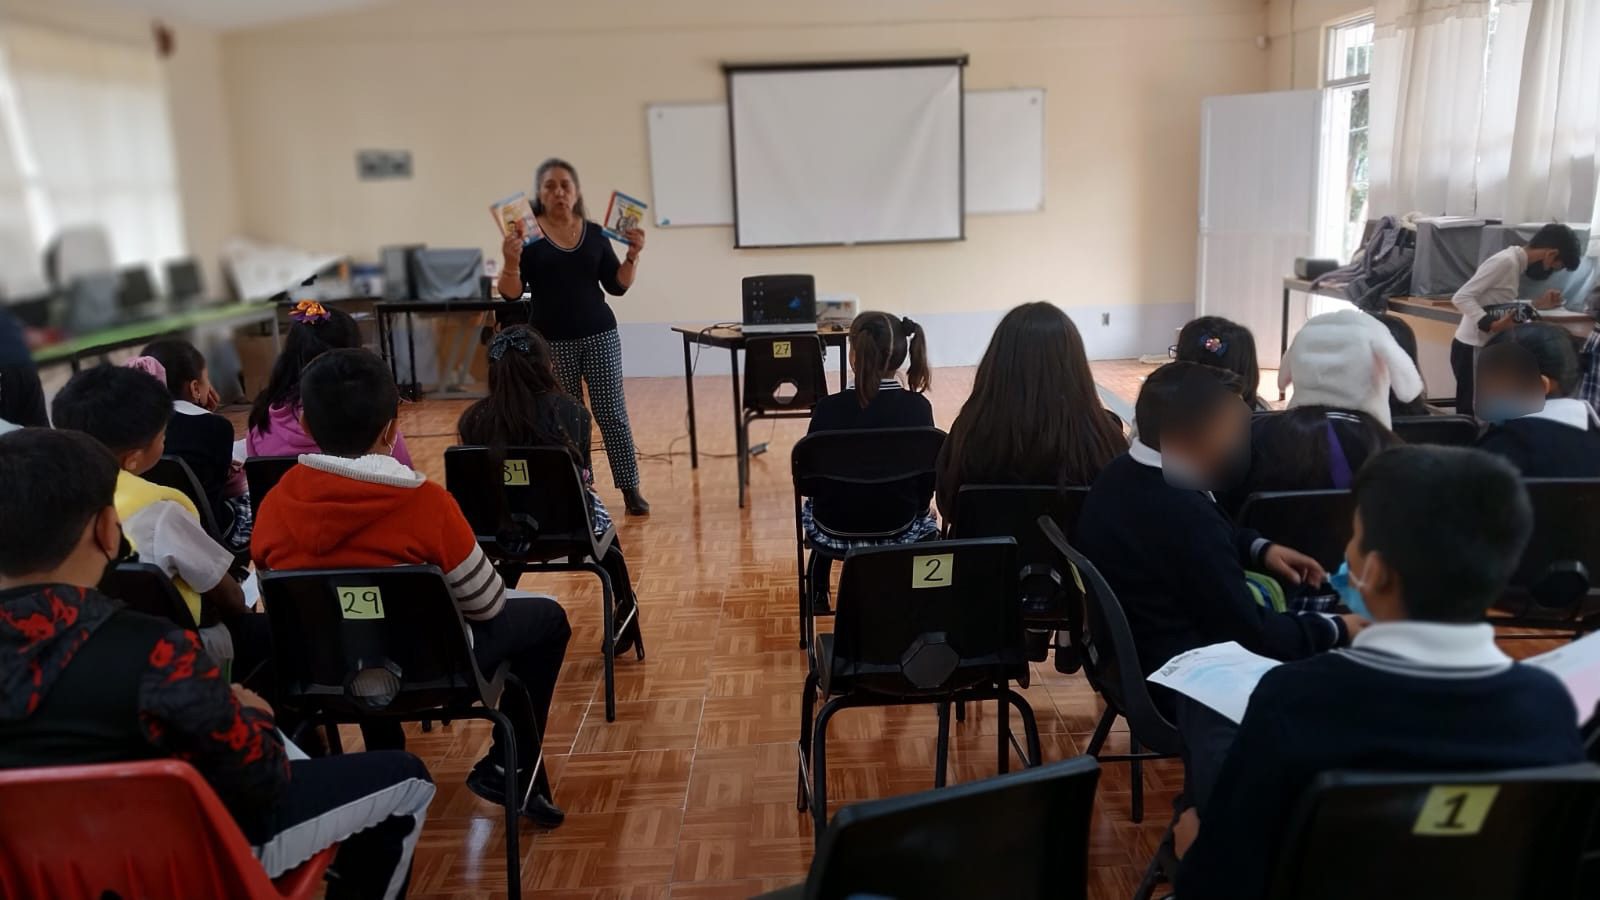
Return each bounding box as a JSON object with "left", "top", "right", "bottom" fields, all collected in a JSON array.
[{"left": 801, "top": 498, "right": 941, "bottom": 554}]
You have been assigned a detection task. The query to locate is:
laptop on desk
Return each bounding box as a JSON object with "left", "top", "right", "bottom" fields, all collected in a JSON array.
[{"left": 741, "top": 274, "right": 818, "bottom": 334}]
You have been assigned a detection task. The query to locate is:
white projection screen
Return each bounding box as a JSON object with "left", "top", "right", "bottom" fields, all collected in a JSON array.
[{"left": 725, "top": 59, "right": 966, "bottom": 248}]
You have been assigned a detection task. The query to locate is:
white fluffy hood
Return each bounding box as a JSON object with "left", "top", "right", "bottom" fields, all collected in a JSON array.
[{"left": 1280, "top": 309, "right": 1423, "bottom": 427}]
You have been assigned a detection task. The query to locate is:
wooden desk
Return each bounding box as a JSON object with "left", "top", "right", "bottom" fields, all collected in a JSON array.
[
  {"left": 31, "top": 301, "right": 278, "bottom": 372},
  {"left": 1388, "top": 295, "right": 1595, "bottom": 336},
  {"left": 375, "top": 299, "right": 530, "bottom": 400},
  {"left": 671, "top": 323, "right": 849, "bottom": 469}
]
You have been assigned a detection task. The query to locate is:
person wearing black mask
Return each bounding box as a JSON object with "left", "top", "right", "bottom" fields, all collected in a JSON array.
[
  {"left": 1448, "top": 224, "right": 1582, "bottom": 415},
  {"left": 1075, "top": 362, "right": 1362, "bottom": 812}
]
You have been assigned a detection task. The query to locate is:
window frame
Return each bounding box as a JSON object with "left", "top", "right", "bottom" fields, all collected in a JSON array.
[{"left": 1323, "top": 13, "right": 1376, "bottom": 90}]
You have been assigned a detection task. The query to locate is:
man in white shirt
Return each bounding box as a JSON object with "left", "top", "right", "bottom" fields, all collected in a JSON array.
[{"left": 1449, "top": 224, "right": 1582, "bottom": 414}]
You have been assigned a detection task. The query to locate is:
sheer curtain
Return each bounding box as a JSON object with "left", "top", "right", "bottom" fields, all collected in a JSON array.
[{"left": 0, "top": 23, "right": 185, "bottom": 281}]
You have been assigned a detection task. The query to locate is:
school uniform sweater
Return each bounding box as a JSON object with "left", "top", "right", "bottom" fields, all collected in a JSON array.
[
  {"left": 165, "top": 400, "right": 237, "bottom": 524},
  {"left": 1475, "top": 398, "right": 1600, "bottom": 478},
  {"left": 1074, "top": 443, "right": 1345, "bottom": 681},
  {"left": 806, "top": 381, "right": 935, "bottom": 533},
  {"left": 251, "top": 454, "right": 504, "bottom": 621},
  {"left": 1179, "top": 622, "right": 1584, "bottom": 900}
]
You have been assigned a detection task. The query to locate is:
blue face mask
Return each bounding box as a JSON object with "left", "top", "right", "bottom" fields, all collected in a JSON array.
[
  {"left": 1330, "top": 560, "right": 1372, "bottom": 619},
  {"left": 1477, "top": 393, "right": 1545, "bottom": 424}
]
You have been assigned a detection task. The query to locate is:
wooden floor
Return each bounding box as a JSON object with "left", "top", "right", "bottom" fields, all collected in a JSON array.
[{"left": 241, "top": 358, "right": 1544, "bottom": 899}]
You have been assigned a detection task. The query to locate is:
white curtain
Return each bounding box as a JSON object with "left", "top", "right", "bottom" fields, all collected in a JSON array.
[{"left": 1368, "top": 0, "right": 1495, "bottom": 217}]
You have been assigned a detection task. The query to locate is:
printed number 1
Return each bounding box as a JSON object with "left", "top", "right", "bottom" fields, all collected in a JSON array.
[{"left": 1412, "top": 785, "right": 1497, "bottom": 836}]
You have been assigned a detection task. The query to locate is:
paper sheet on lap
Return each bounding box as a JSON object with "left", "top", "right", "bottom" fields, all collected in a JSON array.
[{"left": 1151, "top": 632, "right": 1600, "bottom": 725}]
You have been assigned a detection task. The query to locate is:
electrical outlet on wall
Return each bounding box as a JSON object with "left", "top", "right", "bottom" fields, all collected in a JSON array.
[{"left": 1101, "top": 312, "right": 1110, "bottom": 326}]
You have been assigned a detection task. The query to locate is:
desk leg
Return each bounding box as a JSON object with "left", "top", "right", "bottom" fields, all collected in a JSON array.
[
  {"left": 683, "top": 334, "right": 699, "bottom": 469},
  {"left": 1279, "top": 286, "right": 1291, "bottom": 401},
  {"left": 836, "top": 342, "right": 847, "bottom": 392},
  {"left": 731, "top": 346, "right": 745, "bottom": 508},
  {"left": 405, "top": 310, "right": 420, "bottom": 401},
  {"left": 271, "top": 311, "right": 282, "bottom": 353}
]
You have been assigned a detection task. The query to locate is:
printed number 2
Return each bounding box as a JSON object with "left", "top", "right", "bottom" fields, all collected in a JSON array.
[
  {"left": 773, "top": 341, "right": 792, "bottom": 359},
  {"left": 337, "top": 586, "right": 385, "bottom": 620},
  {"left": 1412, "top": 785, "right": 1498, "bottom": 836},
  {"left": 503, "top": 459, "right": 530, "bottom": 486},
  {"left": 912, "top": 553, "right": 954, "bottom": 590}
]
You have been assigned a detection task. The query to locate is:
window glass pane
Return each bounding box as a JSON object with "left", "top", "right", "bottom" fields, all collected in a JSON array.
[{"left": 1327, "top": 17, "right": 1375, "bottom": 83}]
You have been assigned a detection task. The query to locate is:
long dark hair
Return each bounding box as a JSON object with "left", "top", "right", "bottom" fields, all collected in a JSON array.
[
  {"left": 937, "top": 302, "right": 1127, "bottom": 514},
  {"left": 248, "top": 306, "right": 363, "bottom": 433},
  {"left": 1246, "top": 405, "right": 1397, "bottom": 496},
  {"left": 530, "top": 158, "right": 587, "bottom": 220},
  {"left": 850, "top": 311, "right": 930, "bottom": 408},
  {"left": 1375, "top": 313, "right": 1430, "bottom": 416},
  {"left": 457, "top": 326, "right": 584, "bottom": 465},
  {"left": 140, "top": 338, "right": 206, "bottom": 400},
  {"left": 1176, "top": 316, "right": 1261, "bottom": 409}
]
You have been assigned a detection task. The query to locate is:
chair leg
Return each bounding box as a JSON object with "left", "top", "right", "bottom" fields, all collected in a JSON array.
[
  {"left": 1133, "top": 852, "right": 1165, "bottom": 900},
  {"left": 954, "top": 699, "right": 966, "bottom": 723},
  {"left": 1006, "top": 688, "right": 1044, "bottom": 768},
  {"left": 737, "top": 417, "right": 749, "bottom": 508},
  {"left": 1130, "top": 734, "right": 1145, "bottom": 824},
  {"left": 811, "top": 698, "right": 844, "bottom": 842},
  {"left": 1085, "top": 706, "right": 1117, "bottom": 757},
  {"left": 598, "top": 567, "right": 617, "bottom": 723},
  {"left": 935, "top": 702, "right": 951, "bottom": 789},
  {"left": 997, "top": 695, "right": 1010, "bottom": 776},
  {"left": 485, "top": 708, "right": 522, "bottom": 900},
  {"left": 799, "top": 550, "right": 813, "bottom": 650},
  {"left": 325, "top": 722, "right": 344, "bottom": 755},
  {"left": 797, "top": 671, "right": 817, "bottom": 812}
]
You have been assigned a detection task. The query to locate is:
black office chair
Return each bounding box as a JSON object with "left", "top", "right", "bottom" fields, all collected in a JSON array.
[
  {"left": 950, "top": 484, "right": 1092, "bottom": 670},
  {"left": 244, "top": 455, "right": 298, "bottom": 511},
  {"left": 1038, "top": 517, "right": 1181, "bottom": 835},
  {"left": 790, "top": 427, "right": 945, "bottom": 650},
  {"left": 444, "top": 445, "right": 641, "bottom": 723},
  {"left": 1266, "top": 764, "right": 1600, "bottom": 900},
  {"left": 1235, "top": 489, "right": 1356, "bottom": 574},
  {"left": 99, "top": 561, "right": 196, "bottom": 630},
  {"left": 1392, "top": 414, "right": 1480, "bottom": 446},
  {"left": 1493, "top": 478, "right": 1600, "bottom": 638},
  {"left": 144, "top": 455, "right": 222, "bottom": 539},
  {"left": 260, "top": 565, "right": 536, "bottom": 900},
  {"left": 763, "top": 756, "right": 1101, "bottom": 900},
  {"left": 798, "top": 537, "right": 1042, "bottom": 838},
  {"left": 740, "top": 335, "right": 829, "bottom": 508}
]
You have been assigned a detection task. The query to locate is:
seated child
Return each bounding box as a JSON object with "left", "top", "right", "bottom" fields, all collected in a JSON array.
[
  {"left": 1075, "top": 362, "right": 1360, "bottom": 808},
  {"left": 1178, "top": 445, "right": 1585, "bottom": 899},
  {"left": 1174, "top": 316, "right": 1271, "bottom": 412},
  {"left": 1375, "top": 313, "right": 1433, "bottom": 417},
  {"left": 253, "top": 348, "right": 571, "bottom": 827},
  {"left": 457, "top": 326, "right": 642, "bottom": 654},
  {"left": 51, "top": 364, "right": 249, "bottom": 666},
  {"left": 935, "top": 302, "right": 1127, "bottom": 521},
  {"left": 139, "top": 339, "right": 253, "bottom": 551},
  {"left": 1225, "top": 406, "right": 1396, "bottom": 516},
  {"left": 1278, "top": 308, "right": 1423, "bottom": 427},
  {"left": 1474, "top": 322, "right": 1600, "bottom": 477},
  {"left": 246, "top": 301, "right": 414, "bottom": 466},
  {"left": 0, "top": 428, "right": 435, "bottom": 900},
  {"left": 804, "top": 311, "right": 937, "bottom": 551}
]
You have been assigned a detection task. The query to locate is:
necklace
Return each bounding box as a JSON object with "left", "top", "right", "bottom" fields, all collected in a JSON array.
[{"left": 540, "top": 213, "right": 584, "bottom": 251}]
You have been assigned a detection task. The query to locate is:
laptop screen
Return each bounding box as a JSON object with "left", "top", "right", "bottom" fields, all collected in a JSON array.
[{"left": 742, "top": 274, "right": 816, "bottom": 326}]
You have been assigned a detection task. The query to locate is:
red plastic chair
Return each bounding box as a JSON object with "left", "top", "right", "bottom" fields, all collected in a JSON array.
[{"left": 0, "top": 758, "right": 337, "bottom": 899}]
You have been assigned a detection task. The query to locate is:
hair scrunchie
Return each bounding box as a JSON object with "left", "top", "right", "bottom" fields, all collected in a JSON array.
[
  {"left": 123, "top": 355, "right": 168, "bottom": 384},
  {"left": 488, "top": 328, "right": 533, "bottom": 362},
  {"left": 289, "top": 300, "right": 330, "bottom": 324}
]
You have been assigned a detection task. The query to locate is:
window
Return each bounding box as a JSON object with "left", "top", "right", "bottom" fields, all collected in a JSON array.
[
  {"left": 1317, "top": 14, "right": 1374, "bottom": 261},
  {"left": 0, "top": 24, "right": 185, "bottom": 296}
]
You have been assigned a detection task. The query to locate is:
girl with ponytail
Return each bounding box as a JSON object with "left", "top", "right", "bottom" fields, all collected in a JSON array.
[{"left": 802, "top": 311, "right": 939, "bottom": 559}]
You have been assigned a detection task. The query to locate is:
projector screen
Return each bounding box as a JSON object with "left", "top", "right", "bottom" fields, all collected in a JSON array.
[{"left": 725, "top": 59, "right": 965, "bottom": 248}]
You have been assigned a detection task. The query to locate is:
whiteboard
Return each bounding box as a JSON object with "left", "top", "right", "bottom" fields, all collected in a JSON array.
[
  {"left": 645, "top": 88, "right": 1044, "bottom": 228},
  {"left": 646, "top": 103, "right": 732, "bottom": 227}
]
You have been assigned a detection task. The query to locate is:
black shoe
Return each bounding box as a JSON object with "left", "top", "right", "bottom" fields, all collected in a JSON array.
[
  {"left": 523, "top": 793, "right": 566, "bottom": 828},
  {"left": 622, "top": 488, "right": 650, "bottom": 515},
  {"left": 465, "top": 758, "right": 565, "bottom": 828}
]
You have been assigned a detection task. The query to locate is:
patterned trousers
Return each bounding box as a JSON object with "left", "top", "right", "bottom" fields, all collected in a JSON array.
[{"left": 549, "top": 329, "right": 641, "bottom": 489}]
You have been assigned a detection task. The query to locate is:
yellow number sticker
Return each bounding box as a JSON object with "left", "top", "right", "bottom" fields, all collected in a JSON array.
[
  {"left": 912, "top": 553, "right": 954, "bottom": 589},
  {"left": 503, "top": 459, "right": 530, "bottom": 486},
  {"left": 773, "top": 341, "right": 792, "bottom": 359},
  {"left": 337, "top": 586, "right": 385, "bottom": 620},
  {"left": 1412, "top": 785, "right": 1498, "bottom": 836}
]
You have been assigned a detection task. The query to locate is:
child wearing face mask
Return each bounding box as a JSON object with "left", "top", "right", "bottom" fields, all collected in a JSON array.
[
  {"left": 1179, "top": 446, "right": 1584, "bottom": 900},
  {"left": 1448, "top": 224, "right": 1582, "bottom": 416},
  {"left": 1470, "top": 322, "right": 1600, "bottom": 477},
  {"left": 1075, "top": 362, "right": 1360, "bottom": 811}
]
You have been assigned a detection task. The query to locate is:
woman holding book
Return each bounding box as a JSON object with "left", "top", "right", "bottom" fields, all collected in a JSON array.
[{"left": 497, "top": 157, "right": 651, "bottom": 515}]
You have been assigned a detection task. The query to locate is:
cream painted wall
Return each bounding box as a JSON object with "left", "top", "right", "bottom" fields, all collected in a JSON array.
[
  {"left": 1265, "top": 0, "right": 1373, "bottom": 90},
  {"left": 219, "top": 0, "right": 1270, "bottom": 367}
]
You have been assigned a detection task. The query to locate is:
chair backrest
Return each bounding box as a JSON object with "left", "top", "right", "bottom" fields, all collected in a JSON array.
[
  {"left": 830, "top": 538, "right": 1022, "bottom": 695},
  {"left": 807, "top": 756, "right": 1101, "bottom": 900},
  {"left": 950, "top": 484, "right": 1091, "bottom": 627},
  {"left": 98, "top": 561, "right": 196, "bottom": 630},
  {"left": 1507, "top": 478, "right": 1600, "bottom": 610},
  {"left": 1267, "top": 764, "right": 1600, "bottom": 900},
  {"left": 144, "top": 455, "right": 221, "bottom": 537},
  {"left": 1392, "top": 414, "right": 1480, "bottom": 447},
  {"left": 245, "top": 456, "right": 299, "bottom": 510},
  {"left": 260, "top": 566, "right": 491, "bottom": 719},
  {"left": 443, "top": 445, "right": 597, "bottom": 559},
  {"left": 0, "top": 758, "right": 281, "bottom": 899},
  {"left": 791, "top": 427, "right": 945, "bottom": 536},
  {"left": 1235, "top": 489, "right": 1356, "bottom": 573},
  {"left": 1037, "top": 516, "right": 1183, "bottom": 756},
  {"left": 743, "top": 335, "right": 828, "bottom": 415}
]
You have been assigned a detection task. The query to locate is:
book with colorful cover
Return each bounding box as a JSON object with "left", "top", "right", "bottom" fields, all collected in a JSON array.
[
  {"left": 601, "top": 191, "right": 648, "bottom": 242},
  {"left": 489, "top": 192, "right": 540, "bottom": 244}
]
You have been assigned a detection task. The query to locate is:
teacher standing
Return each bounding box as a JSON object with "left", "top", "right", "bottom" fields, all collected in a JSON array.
[{"left": 498, "top": 157, "right": 650, "bottom": 515}]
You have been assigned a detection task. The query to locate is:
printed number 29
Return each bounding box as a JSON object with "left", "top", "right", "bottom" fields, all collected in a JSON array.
[
  {"left": 337, "top": 586, "right": 385, "bottom": 620},
  {"left": 912, "top": 554, "right": 953, "bottom": 590}
]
